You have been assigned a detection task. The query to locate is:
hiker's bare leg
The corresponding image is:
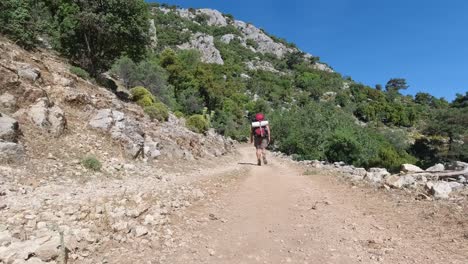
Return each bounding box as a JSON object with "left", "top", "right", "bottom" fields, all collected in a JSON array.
[
  {"left": 262, "top": 148, "right": 268, "bottom": 164},
  {"left": 256, "top": 148, "right": 262, "bottom": 165}
]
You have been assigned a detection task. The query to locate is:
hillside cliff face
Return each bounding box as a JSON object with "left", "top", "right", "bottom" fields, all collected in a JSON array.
[{"left": 152, "top": 6, "right": 333, "bottom": 73}]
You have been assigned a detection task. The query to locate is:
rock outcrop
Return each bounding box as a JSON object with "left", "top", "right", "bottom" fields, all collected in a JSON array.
[{"left": 179, "top": 33, "right": 224, "bottom": 65}]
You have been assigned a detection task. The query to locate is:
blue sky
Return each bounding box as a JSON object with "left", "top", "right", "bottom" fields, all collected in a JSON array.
[{"left": 149, "top": 0, "right": 468, "bottom": 101}]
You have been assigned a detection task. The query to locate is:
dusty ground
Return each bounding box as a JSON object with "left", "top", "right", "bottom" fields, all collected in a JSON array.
[{"left": 154, "top": 145, "right": 467, "bottom": 264}]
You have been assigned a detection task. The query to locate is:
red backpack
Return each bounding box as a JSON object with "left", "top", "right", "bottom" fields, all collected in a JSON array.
[{"left": 253, "top": 113, "right": 268, "bottom": 138}]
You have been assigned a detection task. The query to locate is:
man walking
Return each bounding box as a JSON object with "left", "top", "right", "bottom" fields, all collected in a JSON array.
[{"left": 250, "top": 113, "right": 270, "bottom": 166}]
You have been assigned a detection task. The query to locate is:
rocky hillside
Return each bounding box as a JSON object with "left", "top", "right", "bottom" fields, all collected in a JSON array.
[
  {"left": 151, "top": 5, "right": 332, "bottom": 73},
  {"left": 0, "top": 36, "right": 237, "bottom": 263}
]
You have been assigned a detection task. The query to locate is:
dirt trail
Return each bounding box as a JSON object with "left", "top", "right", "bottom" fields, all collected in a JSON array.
[{"left": 159, "top": 145, "right": 467, "bottom": 264}]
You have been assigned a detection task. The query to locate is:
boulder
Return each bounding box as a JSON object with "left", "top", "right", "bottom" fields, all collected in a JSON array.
[
  {"left": 431, "top": 181, "right": 452, "bottom": 199},
  {"left": 34, "top": 236, "right": 60, "bottom": 261},
  {"left": 0, "top": 93, "right": 17, "bottom": 112},
  {"left": 220, "top": 34, "right": 237, "bottom": 44},
  {"left": 401, "top": 164, "right": 423, "bottom": 173},
  {"left": 178, "top": 33, "right": 224, "bottom": 65},
  {"left": 426, "top": 163, "right": 445, "bottom": 172},
  {"left": 448, "top": 182, "right": 464, "bottom": 191},
  {"left": 0, "top": 142, "right": 25, "bottom": 162},
  {"left": 0, "top": 113, "right": 20, "bottom": 142},
  {"left": 448, "top": 161, "right": 468, "bottom": 170},
  {"left": 89, "top": 109, "right": 145, "bottom": 158},
  {"left": 234, "top": 20, "right": 290, "bottom": 58},
  {"left": 28, "top": 99, "right": 67, "bottom": 136},
  {"left": 17, "top": 64, "right": 40, "bottom": 82},
  {"left": 385, "top": 175, "right": 416, "bottom": 189},
  {"left": 459, "top": 176, "right": 467, "bottom": 184},
  {"left": 365, "top": 168, "right": 390, "bottom": 183},
  {"left": 197, "top": 9, "right": 228, "bottom": 26}
]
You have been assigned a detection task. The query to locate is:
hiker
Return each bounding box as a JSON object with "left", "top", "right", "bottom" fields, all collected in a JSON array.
[{"left": 250, "top": 113, "right": 270, "bottom": 166}]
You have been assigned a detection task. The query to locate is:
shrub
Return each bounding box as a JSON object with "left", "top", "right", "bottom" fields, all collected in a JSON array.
[
  {"left": 186, "top": 114, "right": 209, "bottom": 133},
  {"left": 70, "top": 66, "right": 90, "bottom": 80},
  {"left": 174, "top": 111, "right": 185, "bottom": 118},
  {"left": 131, "top": 86, "right": 155, "bottom": 107},
  {"left": 131, "top": 86, "right": 152, "bottom": 100},
  {"left": 81, "top": 156, "right": 102, "bottom": 171},
  {"left": 144, "top": 102, "right": 169, "bottom": 122},
  {"left": 136, "top": 96, "right": 154, "bottom": 107}
]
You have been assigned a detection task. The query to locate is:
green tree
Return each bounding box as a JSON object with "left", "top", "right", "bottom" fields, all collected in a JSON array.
[{"left": 53, "top": 0, "right": 150, "bottom": 75}]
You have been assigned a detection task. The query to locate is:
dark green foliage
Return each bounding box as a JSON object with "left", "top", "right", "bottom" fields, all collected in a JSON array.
[
  {"left": 385, "top": 78, "right": 409, "bottom": 92},
  {"left": 70, "top": 66, "right": 90, "bottom": 79},
  {"left": 452, "top": 92, "right": 468, "bottom": 108},
  {"left": 81, "top": 156, "right": 102, "bottom": 171},
  {"left": 144, "top": 102, "right": 169, "bottom": 122},
  {"left": 0, "top": 0, "right": 51, "bottom": 48},
  {"left": 51, "top": 0, "right": 150, "bottom": 75},
  {"left": 186, "top": 114, "right": 209, "bottom": 133}
]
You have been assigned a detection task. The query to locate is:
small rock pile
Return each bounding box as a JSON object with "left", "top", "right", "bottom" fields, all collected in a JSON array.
[{"left": 273, "top": 152, "right": 468, "bottom": 200}]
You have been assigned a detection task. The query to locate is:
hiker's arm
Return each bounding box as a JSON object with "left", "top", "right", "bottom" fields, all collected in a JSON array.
[{"left": 267, "top": 125, "right": 271, "bottom": 142}]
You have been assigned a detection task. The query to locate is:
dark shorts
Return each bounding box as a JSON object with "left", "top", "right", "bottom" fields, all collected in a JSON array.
[{"left": 254, "top": 137, "right": 269, "bottom": 149}]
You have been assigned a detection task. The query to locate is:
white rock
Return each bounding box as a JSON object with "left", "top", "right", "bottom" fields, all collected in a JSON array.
[
  {"left": 448, "top": 182, "right": 463, "bottom": 191},
  {"left": 365, "top": 168, "right": 390, "bottom": 183},
  {"left": 0, "top": 113, "right": 19, "bottom": 142},
  {"left": 34, "top": 236, "right": 60, "bottom": 261},
  {"left": 426, "top": 163, "right": 445, "bottom": 172},
  {"left": 134, "top": 226, "right": 148, "bottom": 237},
  {"left": 28, "top": 99, "right": 67, "bottom": 136},
  {"left": 17, "top": 64, "right": 40, "bottom": 82},
  {"left": 0, "top": 93, "right": 17, "bottom": 112},
  {"left": 197, "top": 9, "right": 227, "bottom": 26},
  {"left": 401, "top": 164, "right": 423, "bottom": 173},
  {"left": 178, "top": 33, "right": 224, "bottom": 65},
  {"left": 431, "top": 181, "right": 452, "bottom": 199},
  {"left": 385, "top": 175, "right": 415, "bottom": 189},
  {"left": 459, "top": 176, "right": 467, "bottom": 183},
  {"left": 0, "top": 142, "right": 25, "bottom": 162}
]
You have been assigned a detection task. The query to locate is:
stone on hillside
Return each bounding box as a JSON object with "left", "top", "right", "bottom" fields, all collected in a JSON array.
[
  {"left": 365, "top": 168, "right": 390, "bottom": 183},
  {"left": 28, "top": 99, "right": 67, "bottom": 136},
  {"left": 17, "top": 64, "right": 40, "bottom": 82},
  {"left": 0, "top": 93, "right": 17, "bottom": 112},
  {"left": 220, "top": 34, "right": 237, "bottom": 44},
  {"left": 234, "top": 20, "right": 290, "bottom": 58},
  {"left": 34, "top": 236, "right": 60, "bottom": 262},
  {"left": 0, "top": 113, "right": 20, "bottom": 142},
  {"left": 197, "top": 9, "right": 228, "bottom": 26},
  {"left": 459, "top": 176, "right": 467, "bottom": 183},
  {"left": 385, "top": 175, "right": 416, "bottom": 189},
  {"left": 179, "top": 33, "right": 224, "bottom": 65},
  {"left": 149, "top": 19, "right": 158, "bottom": 48},
  {"left": 426, "top": 163, "right": 445, "bottom": 172},
  {"left": 134, "top": 226, "right": 148, "bottom": 237},
  {"left": 313, "top": 62, "right": 334, "bottom": 73},
  {"left": 144, "top": 138, "right": 161, "bottom": 159},
  {"left": 89, "top": 109, "right": 145, "bottom": 158},
  {"left": 401, "top": 164, "right": 423, "bottom": 173},
  {"left": 320, "top": 91, "right": 337, "bottom": 102},
  {"left": 431, "top": 181, "right": 452, "bottom": 199},
  {"left": 64, "top": 92, "right": 91, "bottom": 105},
  {"left": 0, "top": 142, "right": 24, "bottom": 162},
  {"left": 447, "top": 161, "right": 468, "bottom": 170},
  {"left": 89, "top": 109, "right": 120, "bottom": 130},
  {"left": 448, "top": 182, "right": 464, "bottom": 191}
]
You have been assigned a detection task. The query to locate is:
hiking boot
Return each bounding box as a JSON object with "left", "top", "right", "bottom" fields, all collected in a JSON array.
[
  {"left": 257, "top": 159, "right": 261, "bottom": 166},
  {"left": 263, "top": 156, "right": 268, "bottom": 165}
]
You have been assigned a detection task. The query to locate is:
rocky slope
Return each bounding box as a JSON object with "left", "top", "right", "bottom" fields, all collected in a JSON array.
[
  {"left": 0, "top": 36, "right": 235, "bottom": 263},
  {"left": 153, "top": 6, "right": 333, "bottom": 73}
]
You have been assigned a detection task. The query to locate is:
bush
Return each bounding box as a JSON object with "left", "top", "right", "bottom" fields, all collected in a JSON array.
[
  {"left": 81, "top": 156, "right": 102, "bottom": 171},
  {"left": 174, "top": 111, "right": 185, "bottom": 118},
  {"left": 131, "top": 86, "right": 155, "bottom": 107},
  {"left": 136, "top": 96, "right": 154, "bottom": 108},
  {"left": 186, "top": 114, "right": 209, "bottom": 133},
  {"left": 70, "top": 66, "right": 90, "bottom": 80},
  {"left": 144, "top": 102, "right": 169, "bottom": 122}
]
